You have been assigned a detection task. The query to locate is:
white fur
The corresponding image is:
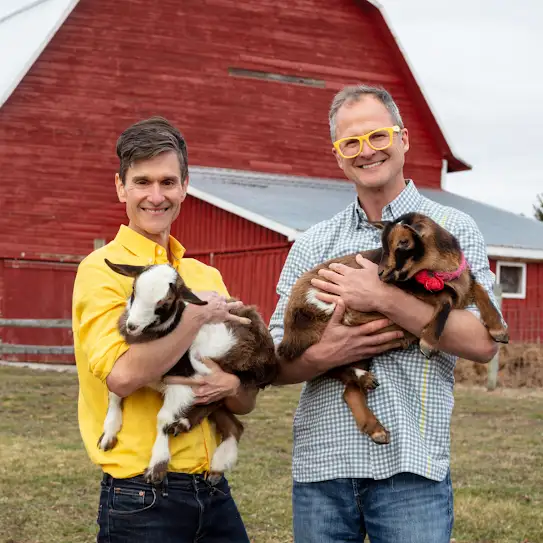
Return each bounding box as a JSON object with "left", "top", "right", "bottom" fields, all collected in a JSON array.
[
  {"left": 147, "top": 384, "right": 195, "bottom": 473},
  {"left": 191, "top": 323, "right": 237, "bottom": 361},
  {"left": 354, "top": 369, "right": 367, "bottom": 378},
  {"left": 98, "top": 392, "right": 123, "bottom": 450},
  {"left": 210, "top": 435, "right": 239, "bottom": 473},
  {"left": 305, "top": 288, "right": 335, "bottom": 315},
  {"left": 125, "top": 266, "right": 178, "bottom": 334}
]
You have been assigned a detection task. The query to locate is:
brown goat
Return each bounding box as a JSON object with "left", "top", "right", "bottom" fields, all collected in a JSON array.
[{"left": 277, "top": 212, "right": 508, "bottom": 445}]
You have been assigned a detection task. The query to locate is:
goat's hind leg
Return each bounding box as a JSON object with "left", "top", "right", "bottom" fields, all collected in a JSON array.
[
  {"left": 98, "top": 392, "right": 123, "bottom": 451},
  {"left": 207, "top": 408, "right": 245, "bottom": 485},
  {"left": 144, "top": 384, "right": 195, "bottom": 484},
  {"left": 472, "top": 282, "right": 509, "bottom": 343}
]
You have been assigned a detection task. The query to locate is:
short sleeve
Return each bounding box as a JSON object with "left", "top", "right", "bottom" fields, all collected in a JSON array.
[{"left": 73, "top": 261, "right": 130, "bottom": 382}]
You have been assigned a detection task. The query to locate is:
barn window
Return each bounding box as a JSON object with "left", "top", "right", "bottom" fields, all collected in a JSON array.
[{"left": 496, "top": 261, "right": 526, "bottom": 299}]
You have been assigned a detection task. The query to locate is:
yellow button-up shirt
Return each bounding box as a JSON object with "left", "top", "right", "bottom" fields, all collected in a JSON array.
[{"left": 72, "top": 225, "right": 228, "bottom": 478}]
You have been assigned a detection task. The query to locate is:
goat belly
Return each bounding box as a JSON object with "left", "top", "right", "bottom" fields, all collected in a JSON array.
[
  {"left": 164, "top": 352, "right": 195, "bottom": 378},
  {"left": 191, "top": 323, "right": 237, "bottom": 360}
]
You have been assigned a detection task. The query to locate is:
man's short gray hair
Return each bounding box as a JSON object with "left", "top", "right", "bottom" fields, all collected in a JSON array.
[{"left": 328, "top": 85, "right": 404, "bottom": 142}]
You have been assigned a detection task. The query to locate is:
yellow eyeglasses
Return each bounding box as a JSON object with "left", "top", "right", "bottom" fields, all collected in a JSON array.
[{"left": 333, "top": 126, "right": 401, "bottom": 159}]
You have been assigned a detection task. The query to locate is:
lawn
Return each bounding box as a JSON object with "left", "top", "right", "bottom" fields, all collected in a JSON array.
[{"left": 0, "top": 366, "right": 542, "bottom": 543}]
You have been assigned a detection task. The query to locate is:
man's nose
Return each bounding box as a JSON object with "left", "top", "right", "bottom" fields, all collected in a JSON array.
[
  {"left": 359, "top": 140, "right": 376, "bottom": 159},
  {"left": 147, "top": 184, "right": 166, "bottom": 205}
]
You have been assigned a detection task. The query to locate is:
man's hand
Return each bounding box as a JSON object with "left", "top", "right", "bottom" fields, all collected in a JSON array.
[
  {"left": 184, "top": 291, "right": 251, "bottom": 326},
  {"left": 310, "top": 254, "right": 389, "bottom": 313},
  {"left": 307, "top": 298, "right": 405, "bottom": 370},
  {"left": 163, "top": 357, "right": 240, "bottom": 404}
]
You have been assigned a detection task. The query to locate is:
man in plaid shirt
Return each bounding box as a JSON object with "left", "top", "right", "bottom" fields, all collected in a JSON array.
[{"left": 269, "top": 85, "right": 502, "bottom": 543}]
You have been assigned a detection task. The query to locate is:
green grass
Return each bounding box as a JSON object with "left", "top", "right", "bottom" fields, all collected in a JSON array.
[{"left": 0, "top": 366, "right": 542, "bottom": 543}]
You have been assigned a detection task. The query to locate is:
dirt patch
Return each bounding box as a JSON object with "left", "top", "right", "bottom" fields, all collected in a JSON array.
[{"left": 455, "top": 343, "right": 543, "bottom": 388}]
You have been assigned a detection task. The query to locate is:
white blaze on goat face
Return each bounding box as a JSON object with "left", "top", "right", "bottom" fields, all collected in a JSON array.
[{"left": 125, "top": 265, "right": 178, "bottom": 335}]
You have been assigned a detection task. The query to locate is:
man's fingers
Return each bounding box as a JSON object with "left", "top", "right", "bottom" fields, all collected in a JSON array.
[
  {"left": 362, "top": 330, "right": 405, "bottom": 346},
  {"left": 316, "top": 269, "right": 342, "bottom": 282},
  {"left": 315, "top": 291, "right": 338, "bottom": 304},
  {"left": 357, "top": 318, "right": 394, "bottom": 335},
  {"left": 328, "top": 262, "right": 350, "bottom": 275},
  {"left": 200, "top": 356, "right": 220, "bottom": 371},
  {"left": 367, "top": 339, "right": 406, "bottom": 356},
  {"left": 226, "top": 300, "right": 244, "bottom": 310},
  {"left": 227, "top": 314, "right": 252, "bottom": 325},
  {"left": 330, "top": 297, "right": 345, "bottom": 323},
  {"left": 310, "top": 278, "right": 342, "bottom": 295}
]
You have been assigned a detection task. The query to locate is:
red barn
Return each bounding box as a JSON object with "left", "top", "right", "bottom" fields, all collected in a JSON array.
[{"left": 1, "top": 0, "right": 542, "bottom": 363}]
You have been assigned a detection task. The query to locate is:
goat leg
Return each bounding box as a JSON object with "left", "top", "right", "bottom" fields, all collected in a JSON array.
[
  {"left": 419, "top": 297, "right": 453, "bottom": 358},
  {"left": 207, "top": 407, "right": 245, "bottom": 484},
  {"left": 166, "top": 402, "right": 223, "bottom": 435},
  {"left": 471, "top": 282, "right": 509, "bottom": 343},
  {"left": 343, "top": 382, "right": 390, "bottom": 444}
]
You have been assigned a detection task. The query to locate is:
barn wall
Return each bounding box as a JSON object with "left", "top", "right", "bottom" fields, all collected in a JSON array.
[
  {"left": 0, "top": 0, "right": 445, "bottom": 261},
  {"left": 489, "top": 259, "right": 543, "bottom": 343}
]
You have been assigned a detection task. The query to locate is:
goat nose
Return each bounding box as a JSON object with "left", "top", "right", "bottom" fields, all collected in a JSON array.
[{"left": 126, "top": 322, "right": 137, "bottom": 332}]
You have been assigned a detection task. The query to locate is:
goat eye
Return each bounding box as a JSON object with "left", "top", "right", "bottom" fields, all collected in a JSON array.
[{"left": 398, "top": 239, "right": 410, "bottom": 249}]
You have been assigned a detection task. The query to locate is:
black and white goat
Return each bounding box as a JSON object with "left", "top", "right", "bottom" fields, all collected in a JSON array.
[{"left": 98, "top": 259, "right": 278, "bottom": 484}]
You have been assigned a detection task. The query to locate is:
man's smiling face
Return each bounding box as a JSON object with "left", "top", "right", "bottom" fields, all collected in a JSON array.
[
  {"left": 115, "top": 150, "right": 187, "bottom": 243},
  {"left": 332, "top": 95, "right": 409, "bottom": 192}
]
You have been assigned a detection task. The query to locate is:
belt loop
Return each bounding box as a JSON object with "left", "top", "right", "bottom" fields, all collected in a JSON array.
[{"left": 161, "top": 474, "right": 168, "bottom": 498}]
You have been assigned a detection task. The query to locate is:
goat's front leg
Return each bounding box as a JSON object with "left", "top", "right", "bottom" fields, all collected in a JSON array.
[
  {"left": 97, "top": 392, "right": 123, "bottom": 451},
  {"left": 144, "top": 384, "right": 195, "bottom": 484},
  {"left": 207, "top": 408, "right": 245, "bottom": 485},
  {"left": 167, "top": 402, "right": 223, "bottom": 436},
  {"left": 419, "top": 297, "right": 453, "bottom": 358},
  {"left": 471, "top": 282, "right": 509, "bottom": 343}
]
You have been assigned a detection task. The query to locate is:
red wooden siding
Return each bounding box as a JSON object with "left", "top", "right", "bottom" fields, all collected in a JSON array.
[
  {"left": 0, "top": 0, "right": 445, "bottom": 262},
  {"left": 489, "top": 259, "right": 543, "bottom": 342},
  {"left": 0, "top": 259, "right": 77, "bottom": 363},
  {"left": 174, "top": 196, "right": 288, "bottom": 255}
]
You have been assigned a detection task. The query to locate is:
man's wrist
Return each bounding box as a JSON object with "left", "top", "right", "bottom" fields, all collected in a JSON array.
[{"left": 374, "top": 282, "right": 396, "bottom": 315}]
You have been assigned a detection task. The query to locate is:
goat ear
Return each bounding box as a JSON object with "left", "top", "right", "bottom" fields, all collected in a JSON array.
[
  {"left": 177, "top": 283, "right": 208, "bottom": 306},
  {"left": 406, "top": 224, "right": 423, "bottom": 237},
  {"left": 105, "top": 259, "right": 146, "bottom": 278},
  {"left": 370, "top": 220, "right": 390, "bottom": 231}
]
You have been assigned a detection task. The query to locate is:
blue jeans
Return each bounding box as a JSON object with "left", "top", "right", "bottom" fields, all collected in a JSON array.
[
  {"left": 97, "top": 472, "right": 250, "bottom": 542},
  {"left": 293, "top": 471, "right": 454, "bottom": 543}
]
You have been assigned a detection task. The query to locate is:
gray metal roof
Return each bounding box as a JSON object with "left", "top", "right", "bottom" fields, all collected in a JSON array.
[{"left": 188, "top": 167, "right": 543, "bottom": 254}]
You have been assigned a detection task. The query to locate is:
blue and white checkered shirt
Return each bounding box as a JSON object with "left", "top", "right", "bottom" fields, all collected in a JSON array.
[{"left": 269, "top": 180, "right": 500, "bottom": 483}]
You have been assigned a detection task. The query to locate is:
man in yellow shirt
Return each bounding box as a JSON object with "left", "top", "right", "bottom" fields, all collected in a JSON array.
[{"left": 72, "top": 116, "right": 256, "bottom": 542}]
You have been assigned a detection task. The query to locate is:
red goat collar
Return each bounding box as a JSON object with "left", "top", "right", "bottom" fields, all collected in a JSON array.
[{"left": 414, "top": 254, "right": 467, "bottom": 292}]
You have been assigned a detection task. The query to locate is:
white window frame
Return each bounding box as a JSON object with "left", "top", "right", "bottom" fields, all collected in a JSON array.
[{"left": 496, "top": 261, "right": 527, "bottom": 299}]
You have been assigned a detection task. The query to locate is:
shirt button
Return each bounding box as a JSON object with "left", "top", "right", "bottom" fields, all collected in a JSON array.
[
  {"left": 148, "top": 258, "right": 153, "bottom": 264},
  {"left": 157, "top": 249, "right": 163, "bottom": 255}
]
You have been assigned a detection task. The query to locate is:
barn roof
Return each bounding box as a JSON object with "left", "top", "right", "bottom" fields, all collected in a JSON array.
[
  {"left": 188, "top": 166, "right": 543, "bottom": 261},
  {"left": 0, "top": 0, "right": 468, "bottom": 173},
  {"left": 0, "top": 0, "right": 79, "bottom": 109}
]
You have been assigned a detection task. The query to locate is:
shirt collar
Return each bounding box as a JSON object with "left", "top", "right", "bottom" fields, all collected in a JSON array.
[
  {"left": 115, "top": 224, "right": 186, "bottom": 266},
  {"left": 355, "top": 179, "right": 422, "bottom": 226}
]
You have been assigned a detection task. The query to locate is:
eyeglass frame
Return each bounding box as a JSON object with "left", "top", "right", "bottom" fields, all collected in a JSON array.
[{"left": 332, "top": 125, "right": 402, "bottom": 159}]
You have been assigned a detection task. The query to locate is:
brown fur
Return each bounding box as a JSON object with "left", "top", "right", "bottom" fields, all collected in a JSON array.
[{"left": 278, "top": 212, "right": 508, "bottom": 445}]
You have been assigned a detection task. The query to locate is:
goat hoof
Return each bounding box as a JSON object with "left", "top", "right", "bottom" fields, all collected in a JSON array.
[
  {"left": 97, "top": 433, "right": 117, "bottom": 451},
  {"left": 166, "top": 418, "right": 191, "bottom": 436},
  {"left": 207, "top": 471, "right": 223, "bottom": 486},
  {"left": 358, "top": 372, "right": 379, "bottom": 391},
  {"left": 419, "top": 340, "right": 435, "bottom": 359},
  {"left": 370, "top": 428, "right": 390, "bottom": 445},
  {"left": 144, "top": 462, "right": 169, "bottom": 485},
  {"left": 489, "top": 328, "right": 509, "bottom": 344}
]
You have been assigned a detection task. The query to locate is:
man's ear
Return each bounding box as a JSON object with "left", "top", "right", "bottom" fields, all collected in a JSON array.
[
  {"left": 401, "top": 127, "right": 410, "bottom": 154},
  {"left": 115, "top": 173, "right": 126, "bottom": 203}
]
